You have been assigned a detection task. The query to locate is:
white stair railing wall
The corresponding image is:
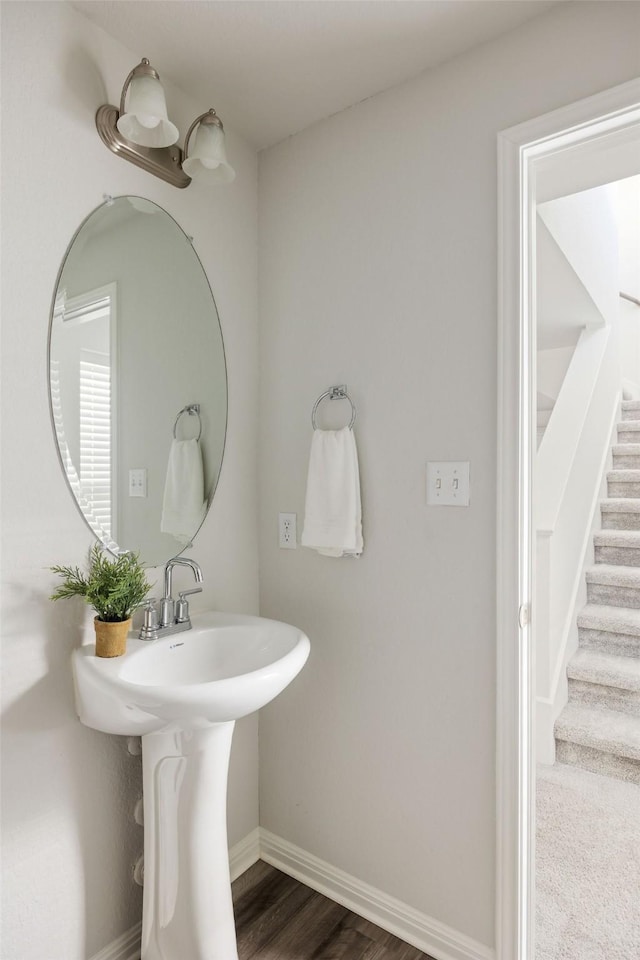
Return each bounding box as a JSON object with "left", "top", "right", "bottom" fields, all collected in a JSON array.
[
  {"left": 620, "top": 295, "right": 640, "bottom": 397},
  {"left": 535, "top": 184, "right": 623, "bottom": 764}
]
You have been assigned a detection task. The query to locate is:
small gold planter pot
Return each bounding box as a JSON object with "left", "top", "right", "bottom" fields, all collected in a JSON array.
[{"left": 94, "top": 617, "right": 131, "bottom": 658}]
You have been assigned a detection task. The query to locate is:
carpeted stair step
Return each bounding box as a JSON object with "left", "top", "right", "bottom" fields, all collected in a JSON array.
[
  {"left": 586, "top": 564, "right": 640, "bottom": 608},
  {"left": 617, "top": 419, "right": 640, "bottom": 444},
  {"left": 621, "top": 400, "right": 640, "bottom": 420},
  {"left": 567, "top": 648, "right": 640, "bottom": 717},
  {"left": 600, "top": 498, "right": 640, "bottom": 530},
  {"left": 578, "top": 603, "right": 640, "bottom": 657},
  {"left": 594, "top": 529, "right": 640, "bottom": 566},
  {"left": 607, "top": 469, "right": 640, "bottom": 498},
  {"left": 612, "top": 443, "right": 640, "bottom": 469},
  {"left": 555, "top": 703, "right": 640, "bottom": 784}
]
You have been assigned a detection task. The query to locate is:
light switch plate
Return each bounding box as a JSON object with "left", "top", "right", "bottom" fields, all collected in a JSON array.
[{"left": 426, "top": 461, "right": 470, "bottom": 506}]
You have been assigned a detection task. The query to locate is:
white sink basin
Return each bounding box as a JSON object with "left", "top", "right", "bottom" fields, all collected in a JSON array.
[
  {"left": 73, "top": 610, "right": 310, "bottom": 734},
  {"left": 72, "top": 610, "right": 310, "bottom": 960}
]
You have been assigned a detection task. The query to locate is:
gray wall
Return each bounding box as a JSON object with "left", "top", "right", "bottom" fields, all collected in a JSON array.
[
  {"left": 0, "top": 3, "right": 259, "bottom": 958},
  {"left": 257, "top": 1, "right": 640, "bottom": 949}
]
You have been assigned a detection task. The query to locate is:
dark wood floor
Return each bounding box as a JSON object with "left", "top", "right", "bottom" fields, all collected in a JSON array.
[{"left": 232, "top": 861, "right": 435, "bottom": 960}]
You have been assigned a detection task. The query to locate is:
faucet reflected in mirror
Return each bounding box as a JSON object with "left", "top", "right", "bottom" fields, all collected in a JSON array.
[{"left": 139, "top": 557, "right": 203, "bottom": 641}]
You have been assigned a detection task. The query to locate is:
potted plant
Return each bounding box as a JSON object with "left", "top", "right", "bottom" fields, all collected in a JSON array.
[{"left": 50, "top": 544, "right": 152, "bottom": 657}]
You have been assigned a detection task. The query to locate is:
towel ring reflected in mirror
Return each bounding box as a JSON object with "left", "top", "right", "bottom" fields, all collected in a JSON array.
[
  {"left": 174, "top": 404, "right": 202, "bottom": 441},
  {"left": 311, "top": 385, "right": 357, "bottom": 430}
]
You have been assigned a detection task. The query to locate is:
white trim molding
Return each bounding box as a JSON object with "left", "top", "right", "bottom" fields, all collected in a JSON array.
[
  {"left": 89, "top": 923, "right": 142, "bottom": 960},
  {"left": 496, "top": 77, "right": 640, "bottom": 960},
  {"left": 230, "top": 826, "right": 261, "bottom": 881},
  {"left": 260, "top": 829, "right": 494, "bottom": 960}
]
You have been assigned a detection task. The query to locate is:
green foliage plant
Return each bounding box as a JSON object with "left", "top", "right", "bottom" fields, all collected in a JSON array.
[{"left": 50, "top": 543, "right": 152, "bottom": 623}]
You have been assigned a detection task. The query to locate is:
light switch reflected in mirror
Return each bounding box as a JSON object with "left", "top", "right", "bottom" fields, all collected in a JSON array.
[{"left": 48, "top": 196, "right": 227, "bottom": 566}]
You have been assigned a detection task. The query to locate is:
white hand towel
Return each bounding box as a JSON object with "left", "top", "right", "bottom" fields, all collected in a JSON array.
[
  {"left": 301, "top": 427, "right": 363, "bottom": 557},
  {"left": 161, "top": 439, "right": 206, "bottom": 543}
]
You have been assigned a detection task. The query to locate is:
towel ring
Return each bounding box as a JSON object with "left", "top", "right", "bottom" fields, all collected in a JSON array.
[
  {"left": 311, "top": 385, "right": 356, "bottom": 430},
  {"left": 173, "top": 404, "right": 202, "bottom": 441}
]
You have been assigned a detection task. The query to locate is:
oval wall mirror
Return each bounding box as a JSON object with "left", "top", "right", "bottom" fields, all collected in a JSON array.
[{"left": 48, "top": 196, "right": 227, "bottom": 567}]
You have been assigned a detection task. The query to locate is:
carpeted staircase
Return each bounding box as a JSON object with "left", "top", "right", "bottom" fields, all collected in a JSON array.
[{"left": 554, "top": 399, "right": 640, "bottom": 784}]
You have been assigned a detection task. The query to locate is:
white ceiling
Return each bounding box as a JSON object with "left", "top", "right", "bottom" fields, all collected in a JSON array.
[{"left": 72, "top": 0, "right": 559, "bottom": 150}]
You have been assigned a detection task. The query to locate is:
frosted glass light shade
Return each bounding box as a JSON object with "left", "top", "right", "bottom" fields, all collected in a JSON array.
[
  {"left": 183, "top": 122, "right": 235, "bottom": 184},
  {"left": 117, "top": 75, "right": 179, "bottom": 148}
]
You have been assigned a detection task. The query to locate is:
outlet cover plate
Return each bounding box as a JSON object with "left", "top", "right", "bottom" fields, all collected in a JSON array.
[
  {"left": 426, "top": 461, "right": 470, "bottom": 506},
  {"left": 129, "top": 468, "right": 147, "bottom": 498},
  {"left": 278, "top": 512, "right": 297, "bottom": 548}
]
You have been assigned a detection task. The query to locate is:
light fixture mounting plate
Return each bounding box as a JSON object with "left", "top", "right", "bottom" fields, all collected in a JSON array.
[{"left": 95, "top": 104, "right": 191, "bottom": 189}]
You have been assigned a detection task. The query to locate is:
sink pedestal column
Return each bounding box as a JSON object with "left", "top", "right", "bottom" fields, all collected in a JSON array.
[{"left": 140, "top": 723, "right": 238, "bottom": 960}]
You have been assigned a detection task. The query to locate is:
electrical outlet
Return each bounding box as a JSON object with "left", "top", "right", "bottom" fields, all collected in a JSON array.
[
  {"left": 278, "top": 512, "right": 297, "bottom": 549},
  {"left": 129, "top": 468, "right": 147, "bottom": 498}
]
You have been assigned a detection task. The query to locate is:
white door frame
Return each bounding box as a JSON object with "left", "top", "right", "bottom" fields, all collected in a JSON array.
[{"left": 496, "top": 77, "right": 640, "bottom": 960}]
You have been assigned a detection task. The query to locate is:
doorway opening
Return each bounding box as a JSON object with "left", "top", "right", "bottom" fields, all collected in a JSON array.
[{"left": 496, "top": 78, "right": 640, "bottom": 960}]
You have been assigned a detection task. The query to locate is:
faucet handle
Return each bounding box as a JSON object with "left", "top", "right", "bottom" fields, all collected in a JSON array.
[
  {"left": 175, "top": 588, "right": 202, "bottom": 624},
  {"left": 134, "top": 597, "right": 156, "bottom": 609},
  {"left": 138, "top": 598, "right": 159, "bottom": 641}
]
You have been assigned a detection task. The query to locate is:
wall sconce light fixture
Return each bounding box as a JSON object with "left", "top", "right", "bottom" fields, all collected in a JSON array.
[{"left": 96, "top": 58, "right": 235, "bottom": 189}]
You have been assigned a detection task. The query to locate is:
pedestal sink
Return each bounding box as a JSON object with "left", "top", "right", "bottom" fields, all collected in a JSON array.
[{"left": 72, "top": 611, "right": 310, "bottom": 960}]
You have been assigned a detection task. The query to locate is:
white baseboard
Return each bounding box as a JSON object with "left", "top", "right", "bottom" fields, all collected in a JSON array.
[
  {"left": 90, "top": 827, "right": 493, "bottom": 960},
  {"left": 260, "top": 829, "right": 495, "bottom": 960},
  {"left": 89, "top": 922, "right": 141, "bottom": 960},
  {"left": 230, "top": 826, "right": 261, "bottom": 881}
]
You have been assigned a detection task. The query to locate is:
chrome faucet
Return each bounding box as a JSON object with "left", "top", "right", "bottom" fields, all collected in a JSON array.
[
  {"left": 139, "top": 558, "right": 203, "bottom": 641},
  {"left": 161, "top": 557, "right": 203, "bottom": 626}
]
